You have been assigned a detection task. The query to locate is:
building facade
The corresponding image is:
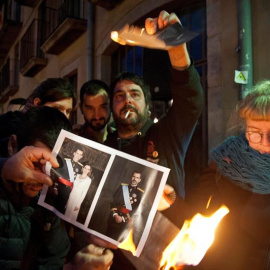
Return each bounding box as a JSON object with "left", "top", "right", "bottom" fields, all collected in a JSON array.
[{"left": 0, "top": 0, "right": 269, "bottom": 190}]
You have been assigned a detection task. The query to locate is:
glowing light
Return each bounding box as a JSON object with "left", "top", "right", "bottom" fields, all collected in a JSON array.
[
  {"left": 118, "top": 229, "right": 136, "bottom": 255},
  {"left": 154, "top": 117, "right": 159, "bottom": 123},
  {"left": 126, "top": 39, "right": 136, "bottom": 44},
  {"left": 111, "top": 31, "right": 118, "bottom": 41},
  {"left": 110, "top": 31, "right": 126, "bottom": 45},
  {"left": 160, "top": 205, "right": 229, "bottom": 269}
]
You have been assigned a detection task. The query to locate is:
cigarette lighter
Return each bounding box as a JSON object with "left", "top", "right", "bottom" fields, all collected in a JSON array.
[{"left": 111, "top": 22, "right": 198, "bottom": 50}]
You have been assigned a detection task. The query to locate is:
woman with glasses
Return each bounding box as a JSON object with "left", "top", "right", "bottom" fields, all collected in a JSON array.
[{"left": 189, "top": 80, "right": 270, "bottom": 270}]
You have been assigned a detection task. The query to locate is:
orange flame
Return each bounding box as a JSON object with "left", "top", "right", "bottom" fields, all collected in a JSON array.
[
  {"left": 160, "top": 205, "right": 229, "bottom": 269},
  {"left": 111, "top": 31, "right": 127, "bottom": 45},
  {"left": 118, "top": 229, "right": 136, "bottom": 255}
]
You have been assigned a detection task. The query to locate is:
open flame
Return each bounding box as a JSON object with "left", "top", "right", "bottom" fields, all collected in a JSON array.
[
  {"left": 160, "top": 205, "right": 229, "bottom": 269},
  {"left": 118, "top": 229, "right": 136, "bottom": 255}
]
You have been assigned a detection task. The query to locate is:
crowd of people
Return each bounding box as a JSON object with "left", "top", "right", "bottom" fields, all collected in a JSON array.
[{"left": 1, "top": 9, "right": 270, "bottom": 270}]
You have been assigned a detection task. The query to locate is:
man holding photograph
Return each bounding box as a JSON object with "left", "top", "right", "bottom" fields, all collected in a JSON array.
[
  {"left": 103, "top": 9, "right": 203, "bottom": 270},
  {"left": 105, "top": 10, "right": 203, "bottom": 221}
]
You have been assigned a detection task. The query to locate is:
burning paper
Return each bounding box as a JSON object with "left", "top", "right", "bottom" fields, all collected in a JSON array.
[
  {"left": 118, "top": 228, "right": 136, "bottom": 256},
  {"left": 111, "top": 23, "right": 199, "bottom": 50},
  {"left": 160, "top": 205, "right": 229, "bottom": 269}
]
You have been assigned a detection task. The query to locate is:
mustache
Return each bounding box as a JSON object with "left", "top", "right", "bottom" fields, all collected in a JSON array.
[
  {"left": 91, "top": 117, "right": 106, "bottom": 123},
  {"left": 120, "top": 105, "right": 138, "bottom": 115}
]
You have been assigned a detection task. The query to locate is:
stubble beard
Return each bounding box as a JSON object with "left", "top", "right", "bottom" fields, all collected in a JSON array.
[
  {"left": 113, "top": 107, "right": 149, "bottom": 135},
  {"left": 85, "top": 117, "right": 109, "bottom": 131}
]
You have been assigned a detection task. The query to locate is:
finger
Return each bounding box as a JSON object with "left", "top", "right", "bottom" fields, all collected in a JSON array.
[
  {"left": 145, "top": 17, "right": 157, "bottom": 35},
  {"left": 102, "top": 249, "right": 114, "bottom": 266},
  {"left": 158, "top": 197, "right": 171, "bottom": 211},
  {"left": 24, "top": 169, "right": 53, "bottom": 186},
  {"left": 79, "top": 245, "right": 114, "bottom": 266},
  {"left": 91, "top": 235, "right": 118, "bottom": 250},
  {"left": 163, "top": 184, "right": 175, "bottom": 194},
  {"left": 26, "top": 146, "right": 59, "bottom": 168},
  {"left": 158, "top": 10, "right": 170, "bottom": 29},
  {"left": 158, "top": 11, "right": 180, "bottom": 30},
  {"left": 87, "top": 244, "right": 105, "bottom": 256},
  {"left": 167, "top": 12, "right": 180, "bottom": 25}
]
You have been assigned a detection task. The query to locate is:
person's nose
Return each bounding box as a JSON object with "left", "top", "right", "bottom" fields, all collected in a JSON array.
[
  {"left": 93, "top": 109, "right": 100, "bottom": 119},
  {"left": 124, "top": 92, "right": 132, "bottom": 105}
]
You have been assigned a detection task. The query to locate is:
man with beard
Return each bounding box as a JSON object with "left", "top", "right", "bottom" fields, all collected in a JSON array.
[
  {"left": 103, "top": 11, "right": 203, "bottom": 269},
  {"left": 71, "top": 10, "right": 204, "bottom": 270},
  {"left": 105, "top": 9, "right": 203, "bottom": 225},
  {"left": 74, "top": 79, "right": 114, "bottom": 143}
]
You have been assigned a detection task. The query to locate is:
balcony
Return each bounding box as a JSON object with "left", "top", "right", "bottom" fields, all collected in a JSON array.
[
  {"left": 20, "top": 19, "right": 48, "bottom": 77},
  {"left": 0, "top": 1, "right": 22, "bottom": 65},
  {"left": 41, "top": 0, "right": 87, "bottom": 55},
  {"left": 0, "top": 58, "right": 19, "bottom": 103}
]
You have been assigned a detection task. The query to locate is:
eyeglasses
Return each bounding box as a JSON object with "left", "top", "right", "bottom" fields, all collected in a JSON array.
[{"left": 245, "top": 131, "right": 270, "bottom": 144}]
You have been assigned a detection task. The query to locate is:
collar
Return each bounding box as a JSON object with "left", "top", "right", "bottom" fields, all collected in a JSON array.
[{"left": 116, "top": 119, "right": 153, "bottom": 141}]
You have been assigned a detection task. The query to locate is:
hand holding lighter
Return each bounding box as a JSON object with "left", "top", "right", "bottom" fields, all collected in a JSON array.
[{"left": 111, "top": 22, "right": 199, "bottom": 50}]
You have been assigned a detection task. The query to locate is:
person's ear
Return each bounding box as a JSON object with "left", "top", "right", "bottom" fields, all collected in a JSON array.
[
  {"left": 146, "top": 104, "right": 151, "bottom": 117},
  {"left": 8, "top": 134, "right": 18, "bottom": 156},
  {"left": 33, "top": 97, "right": 41, "bottom": 106}
]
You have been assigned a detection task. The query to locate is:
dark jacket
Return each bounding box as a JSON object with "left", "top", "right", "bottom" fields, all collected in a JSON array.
[
  {"left": 0, "top": 180, "right": 70, "bottom": 270},
  {"left": 105, "top": 64, "right": 203, "bottom": 270},
  {"left": 187, "top": 161, "right": 270, "bottom": 270},
  {"left": 105, "top": 63, "right": 204, "bottom": 200}
]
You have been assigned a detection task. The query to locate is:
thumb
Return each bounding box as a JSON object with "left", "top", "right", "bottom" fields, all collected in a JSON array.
[{"left": 25, "top": 169, "right": 53, "bottom": 186}]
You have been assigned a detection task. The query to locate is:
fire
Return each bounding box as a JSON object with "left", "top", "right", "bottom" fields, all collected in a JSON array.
[
  {"left": 118, "top": 229, "right": 136, "bottom": 255},
  {"left": 111, "top": 31, "right": 126, "bottom": 45},
  {"left": 160, "top": 205, "right": 229, "bottom": 269}
]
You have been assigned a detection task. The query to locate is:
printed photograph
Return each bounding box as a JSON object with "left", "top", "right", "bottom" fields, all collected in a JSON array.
[{"left": 39, "top": 130, "right": 170, "bottom": 257}]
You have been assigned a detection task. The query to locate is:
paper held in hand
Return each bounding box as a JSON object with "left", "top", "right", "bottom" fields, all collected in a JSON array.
[{"left": 38, "top": 129, "right": 170, "bottom": 257}]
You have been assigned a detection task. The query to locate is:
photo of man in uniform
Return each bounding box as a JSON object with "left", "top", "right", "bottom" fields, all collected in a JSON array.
[
  {"left": 106, "top": 171, "right": 144, "bottom": 242},
  {"left": 53, "top": 147, "right": 84, "bottom": 214}
]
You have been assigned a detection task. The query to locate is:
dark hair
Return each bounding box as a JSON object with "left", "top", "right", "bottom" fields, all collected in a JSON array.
[
  {"left": 80, "top": 79, "right": 110, "bottom": 104},
  {"left": 27, "top": 78, "right": 76, "bottom": 108},
  {"left": 17, "top": 106, "right": 73, "bottom": 150},
  {"left": 132, "top": 171, "right": 142, "bottom": 178},
  {"left": 110, "top": 72, "right": 152, "bottom": 111},
  {"left": 74, "top": 148, "right": 84, "bottom": 155},
  {"left": 8, "top": 98, "right": 26, "bottom": 106}
]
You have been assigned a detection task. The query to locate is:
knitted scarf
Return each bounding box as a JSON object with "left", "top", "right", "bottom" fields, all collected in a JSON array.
[{"left": 211, "top": 133, "right": 270, "bottom": 194}]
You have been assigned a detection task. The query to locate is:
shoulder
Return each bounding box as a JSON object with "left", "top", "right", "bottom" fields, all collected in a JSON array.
[
  {"left": 72, "top": 124, "right": 84, "bottom": 135},
  {"left": 86, "top": 176, "right": 92, "bottom": 182},
  {"left": 137, "top": 187, "right": 145, "bottom": 193},
  {"left": 121, "top": 183, "right": 129, "bottom": 186}
]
